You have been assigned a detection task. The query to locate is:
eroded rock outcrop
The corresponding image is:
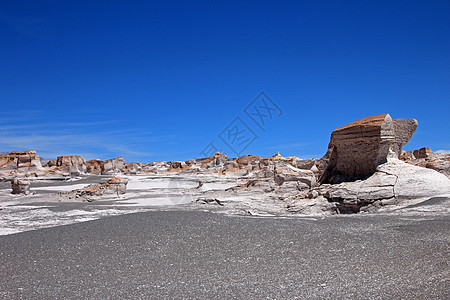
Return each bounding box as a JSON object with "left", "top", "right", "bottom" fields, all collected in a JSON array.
[
  {"left": 101, "top": 157, "right": 126, "bottom": 175},
  {"left": 317, "top": 158, "right": 450, "bottom": 213},
  {"left": 401, "top": 147, "right": 450, "bottom": 177},
  {"left": 56, "top": 155, "right": 87, "bottom": 177},
  {"left": 11, "top": 179, "right": 31, "bottom": 195},
  {"left": 318, "top": 114, "right": 418, "bottom": 184},
  {"left": 59, "top": 177, "right": 129, "bottom": 201},
  {"left": 124, "top": 163, "right": 141, "bottom": 175},
  {"left": 86, "top": 159, "right": 103, "bottom": 174},
  {"left": 306, "top": 114, "right": 450, "bottom": 214},
  {"left": 0, "top": 150, "right": 43, "bottom": 174}
]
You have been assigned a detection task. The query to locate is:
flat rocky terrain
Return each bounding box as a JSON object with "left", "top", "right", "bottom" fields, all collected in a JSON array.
[{"left": 1, "top": 211, "right": 448, "bottom": 299}]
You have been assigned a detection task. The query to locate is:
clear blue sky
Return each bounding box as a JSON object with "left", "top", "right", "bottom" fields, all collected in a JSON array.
[{"left": 1, "top": 0, "right": 449, "bottom": 162}]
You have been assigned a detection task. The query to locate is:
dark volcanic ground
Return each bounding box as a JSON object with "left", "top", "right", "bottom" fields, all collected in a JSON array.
[{"left": 0, "top": 211, "right": 448, "bottom": 299}]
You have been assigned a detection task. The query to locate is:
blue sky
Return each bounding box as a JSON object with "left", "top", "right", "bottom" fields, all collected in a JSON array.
[{"left": 1, "top": 0, "right": 449, "bottom": 162}]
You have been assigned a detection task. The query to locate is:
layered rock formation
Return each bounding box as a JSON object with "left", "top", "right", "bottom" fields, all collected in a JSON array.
[
  {"left": 56, "top": 155, "right": 87, "bottom": 177},
  {"left": 101, "top": 157, "right": 126, "bottom": 175},
  {"left": 300, "top": 114, "right": 450, "bottom": 213},
  {"left": 124, "top": 163, "right": 141, "bottom": 175},
  {"left": 0, "top": 152, "right": 130, "bottom": 180},
  {"left": 86, "top": 159, "right": 104, "bottom": 175},
  {"left": 401, "top": 147, "right": 450, "bottom": 177},
  {"left": 0, "top": 150, "right": 43, "bottom": 174},
  {"left": 318, "top": 114, "right": 418, "bottom": 184},
  {"left": 1, "top": 113, "right": 448, "bottom": 216}
]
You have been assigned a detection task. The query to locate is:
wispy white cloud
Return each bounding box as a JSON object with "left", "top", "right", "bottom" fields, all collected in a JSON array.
[
  {"left": 436, "top": 150, "right": 450, "bottom": 154},
  {"left": 0, "top": 111, "right": 166, "bottom": 161}
]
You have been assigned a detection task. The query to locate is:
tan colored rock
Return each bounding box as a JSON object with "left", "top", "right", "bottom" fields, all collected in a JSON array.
[
  {"left": 59, "top": 176, "right": 129, "bottom": 201},
  {"left": 400, "top": 150, "right": 415, "bottom": 161},
  {"left": 0, "top": 150, "right": 43, "bottom": 173},
  {"left": 56, "top": 155, "right": 87, "bottom": 176},
  {"left": 270, "top": 152, "right": 284, "bottom": 160},
  {"left": 199, "top": 151, "right": 228, "bottom": 169},
  {"left": 78, "top": 176, "right": 128, "bottom": 197},
  {"left": 124, "top": 163, "right": 141, "bottom": 175},
  {"left": 318, "top": 114, "right": 418, "bottom": 184},
  {"left": 101, "top": 157, "right": 126, "bottom": 175},
  {"left": 413, "top": 147, "right": 433, "bottom": 159},
  {"left": 236, "top": 155, "right": 260, "bottom": 166},
  {"left": 45, "top": 160, "right": 57, "bottom": 167},
  {"left": 402, "top": 147, "right": 450, "bottom": 177},
  {"left": 56, "top": 155, "right": 86, "bottom": 167}
]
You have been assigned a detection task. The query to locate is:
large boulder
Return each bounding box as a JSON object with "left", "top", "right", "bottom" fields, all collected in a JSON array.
[
  {"left": 318, "top": 158, "right": 450, "bottom": 213},
  {"left": 274, "top": 167, "right": 317, "bottom": 190},
  {"left": 86, "top": 159, "right": 103, "bottom": 174},
  {"left": 198, "top": 151, "right": 228, "bottom": 169},
  {"left": 124, "top": 163, "right": 141, "bottom": 175},
  {"left": 56, "top": 155, "right": 86, "bottom": 168},
  {"left": 101, "top": 157, "right": 126, "bottom": 175},
  {"left": 236, "top": 155, "right": 260, "bottom": 167},
  {"left": 413, "top": 147, "right": 434, "bottom": 159},
  {"left": 318, "top": 114, "right": 418, "bottom": 184},
  {"left": 56, "top": 155, "right": 87, "bottom": 176},
  {"left": 11, "top": 179, "right": 31, "bottom": 195}
]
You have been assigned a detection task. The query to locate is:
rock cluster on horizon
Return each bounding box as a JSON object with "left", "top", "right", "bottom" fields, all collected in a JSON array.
[
  {"left": 0, "top": 150, "right": 43, "bottom": 174},
  {"left": 400, "top": 147, "right": 450, "bottom": 177},
  {"left": 1, "top": 113, "right": 449, "bottom": 215}
]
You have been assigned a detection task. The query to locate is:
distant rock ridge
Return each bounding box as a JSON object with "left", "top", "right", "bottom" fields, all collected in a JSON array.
[
  {"left": 0, "top": 150, "right": 43, "bottom": 174},
  {"left": 0, "top": 152, "right": 130, "bottom": 179}
]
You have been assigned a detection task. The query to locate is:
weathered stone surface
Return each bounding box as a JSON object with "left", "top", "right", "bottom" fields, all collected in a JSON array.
[
  {"left": 318, "top": 114, "right": 418, "bottom": 184},
  {"left": 86, "top": 159, "right": 103, "bottom": 174},
  {"left": 60, "top": 177, "right": 129, "bottom": 201},
  {"left": 287, "top": 196, "right": 337, "bottom": 215},
  {"left": 199, "top": 152, "right": 228, "bottom": 169},
  {"left": 318, "top": 158, "right": 450, "bottom": 213},
  {"left": 236, "top": 155, "right": 260, "bottom": 167},
  {"left": 399, "top": 150, "right": 415, "bottom": 161},
  {"left": 124, "top": 163, "right": 141, "bottom": 175},
  {"left": 401, "top": 147, "right": 450, "bottom": 177},
  {"left": 141, "top": 161, "right": 169, "bottom": 173},
  {"left": 413, "top": 147, "right": 433, "bottom": 159},
  {"left": 0, "top": 150, "right": 43, "bottom": 174},
  {"left": 56, "top": 155, "right": 87, "bottom": 176},
  {"left": 11, "top": 179, "right": 31, "bottom": 195},
  {"left": 274, "top": 169, "right": 316, "bottom": 189},
  {"left": 45, "top": 160, "right": 57, "bottom": 167},
  {"left": 101, "top": 157, "right": 126, "bottom": 175}
]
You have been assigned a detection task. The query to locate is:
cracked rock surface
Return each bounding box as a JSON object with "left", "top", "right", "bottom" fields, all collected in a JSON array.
[{"left": 317, "top": 158, "right": 450, "bottom": 213}]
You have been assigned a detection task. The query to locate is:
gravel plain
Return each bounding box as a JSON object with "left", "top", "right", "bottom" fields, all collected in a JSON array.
[{"left": 1, "top": 210, "right": 448, "bottom": 299}]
